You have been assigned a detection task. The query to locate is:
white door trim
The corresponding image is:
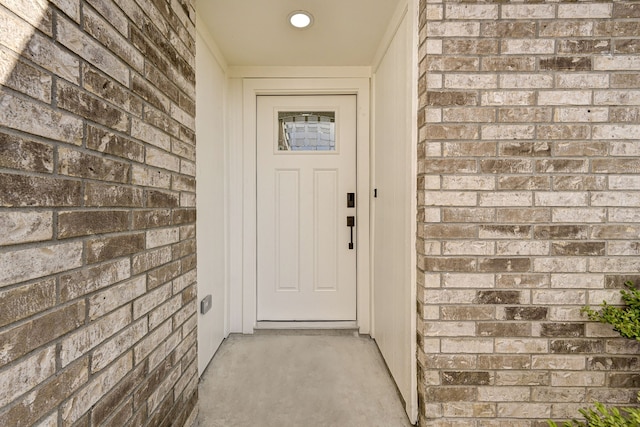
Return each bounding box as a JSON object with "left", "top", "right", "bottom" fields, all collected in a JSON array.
[{"left": 241, "top": 78, "right": 371, "bottom": 334}]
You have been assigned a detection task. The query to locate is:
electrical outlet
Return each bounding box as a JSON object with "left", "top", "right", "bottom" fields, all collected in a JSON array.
[{"left": 200, "top": 294, "right": 212, "bottom": 314}]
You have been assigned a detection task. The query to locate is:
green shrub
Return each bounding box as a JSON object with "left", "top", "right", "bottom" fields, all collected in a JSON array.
[
  {"left": 582, "top": 281, "right": 640, "bottom": 341},
  {"left": 547, "top": 398, "right": 640, "bottom": 427},
  {"left": 548, "top": 281, "right": 640, "bottom": 427}
]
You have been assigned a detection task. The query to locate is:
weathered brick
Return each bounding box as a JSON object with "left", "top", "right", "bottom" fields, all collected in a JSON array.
[
  {"left": 533, "top": 258, "right": 587, "bottom": 273},
  {"left": 60, "top": 305, "right": 131, "bottom": 367},
  {"left": 443, "top": 372, "right": 491, "bottom": 386},
  {"left": 0, "top": 301, "right": 85, "bottom": 365},
  {"left": 496, "top": 339, "right": 548, "bottom": 354},
  {"left": 550, "top": 340, "right": 605, "bottom": 355},
  {"left": 478, "top": 323, "right": 530, "bottom": 337},
  {"left": 496, "top": 241, "right": 549, "bottom": 256},
  {"left": 611, "top": 74, "right": 640, "bottom": 89},
  {"left": 502, "top": 39, "right": 555, "bottom": 55},
  {"left": 89, "top": 276, "right": 146, "bottom": 320},
  {"left": 496, "top": 371, "right": 549, "bottom": 387},
  {"left": 443, "top": 208, "right": 495, "bottom": 223},
  {"left": 146, "top": 190, "right": 180, "bottom": 208},
  {"left": 540, "top": 57, "right": 592, "bottom": 71},
  {"left": 498, "top": 176, "right": 550, "bottom": 191},
  {"left": 0, "top": 346, "right": 56, "bottom": 408},
  {"left": 56, "top": 80, "right": 128, "bottom": 132},
  {"left": 83, "top": 7, "right": 144, "bottom": 72},
  {"left": 0, "top": 8, "right": 79, "bottom": 82},
  {"left": 87, "top": 125, "right": 144, "bottom": 163},
  {"left": 148, "top": 329, "right": 182, "bottom": 372},
  {"left": 587, "top": 357, "right": 640, "bottom": 372},
  {"left": 479, "top": 192, "right": 532, "bottom": 207},
  {"left": 0, "top": 0, "right": 197, "bottom": 423},
  {"left": 423, "top": 257, "right": 477, "bottom": 273},
  {"left": 478, "top": 355, "right": 531, "bottom": 370},
  {"left": 133, "top": 209, "right": 172, "bottom": 229},
  {"left": 540, "top": 21, "right": 593, "bottom": 38},
  {"left": 500, "top": 74, "right": 553, "bottom": 89},
  {"left": 496, "top": 209, "right": 550, "bottom": 224},
  {"left": 591, "top": 192, "right": 640, "bottom": 207},
  {"left": 481, "top": 91, "right": 535, "bottom": 106},
  {"left": 85, "top": 182, "right": 144, "bottom": 207},
  {"left": 427, "top": 91, "right": 477, "bottom": 107},
  {"left": 538, "top": 91, "right": 592, "bottom": 106},
  {"left": 147, "top": 260, "right": 181, "bottom": 289},
  {"left": 56, "top": 14, "right": 129, "bottom": 85},
  {"left": 478, "top": 386, "right": 529, "bottom": 402},
  {"left": 0, "top": 132, "right": 53, "bottom": 173},
  {"left": 502, "top": 5, "right": 555, "bottom": 20},
  {"left": 172, "top": 209, "right": 196, "bottom": 225},
  {"left": 497, "top": 274, "right": 550, "bottom": 289},
  {"left": 540, "top": 323, "right": 584, "bottom": 338},
  {"left": 82, "top": 65, "right": 143, "bottom": 117},
  {"left": 172, "top": 239, "right": 196, "bottom": 259},
  {"left": 0, "top": 279, "right": 56, "bottom": 328},
  {"left": 0, "top": 173, "right": 82, "bottom": 207},
  {"left": 61, "top": 352, "right": 132, "bottom": 425},
  {"left": 498, "top": 110, "right": 552, "bottom": 124},
  {"left": 90, "top": 361, "right": 144, "bottom": 426},
  {"left": 0, "top": 241, "right": 82, "bottom": 286},
  {"left": 0, "top": 211, "right": 53, "bottom": 246},
  {"left": 0, "top": 357, "right": 88, "bottom": 427},
  {"left": 557, "top": 74, "right": 609, "bottom": 89},
  {"left": 481, "top": 22, "right": 535, "bottom": 38},
  {"left": 503, "top": 307, "right": 548, "bottom": 321},
  {"left": 475, "top": 291, "right": 521, "bottom": 305},
  {"left": 58, "top": 210, "right": 129, "bottom": 238},
  {"left": 480, "top": 160, "right": 532, "bottom": 174},
  {"left": 551, "top": 242, "right": 605, "bottom": 257},
  {"left": 533, "top": 290, "right": 586, "bottom": 305},
  {"left": 86, "top": 233, "right": 145, "bottom": 264},
  {"left": 91, "top": 319, "right": 147, "bottom": 375},
  {"left": 444, "top": 40, "right": 497, "bottom": 55},
  {"left": 553, "top": 176, "right": 606, "bottom": 191},
  {"left": 535, "top": 159, "right": 588, "bottom": 174},
  {"left": 60, "top": 258, "right": 130, "bottom": 302},
  {"left": 558, "top": 3, "right": 612, "bottom": 19},
  {"left": 134, "top": 319, "right": 173, "bottom": 365},
  {"left": 592, "top": 225, "right": 640, "bottom": 240}
]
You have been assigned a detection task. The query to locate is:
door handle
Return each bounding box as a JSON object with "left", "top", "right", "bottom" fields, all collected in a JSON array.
[{"left": 347, "top": 216, "right": 355, "bottom": 250}]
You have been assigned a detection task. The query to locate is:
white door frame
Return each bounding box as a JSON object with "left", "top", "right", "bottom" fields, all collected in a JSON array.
[{"left": 241, "top": 78, "right": 371, "bottom": 334}]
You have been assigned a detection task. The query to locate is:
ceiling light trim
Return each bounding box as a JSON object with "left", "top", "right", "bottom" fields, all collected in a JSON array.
[{"left": 288, "top": 10, "right": 314, "bottom": 29}]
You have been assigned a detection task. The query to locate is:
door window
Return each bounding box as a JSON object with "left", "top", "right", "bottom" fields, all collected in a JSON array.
[{"left": 278, "top": 112, "right": 336, "bottom": 151}]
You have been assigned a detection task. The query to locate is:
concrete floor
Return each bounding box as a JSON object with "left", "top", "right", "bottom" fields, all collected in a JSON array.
[{"left": 197, "top": 331, "right": 413, "bottom": 427}]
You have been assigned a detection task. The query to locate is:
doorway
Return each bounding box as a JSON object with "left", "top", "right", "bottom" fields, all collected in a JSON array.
[
  {"left": 235, "top": 77, "right": 371, "bottom": 333},
  {"left": 256, "top": 95, "right": 358, "bottom": 321}
]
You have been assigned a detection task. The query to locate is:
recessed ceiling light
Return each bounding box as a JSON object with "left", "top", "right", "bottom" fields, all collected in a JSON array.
[{"left": 288, "top": 11, "right": 313, "bottom": 29}]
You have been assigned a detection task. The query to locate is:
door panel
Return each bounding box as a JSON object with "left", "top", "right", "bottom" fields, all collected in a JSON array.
[
  {"left": 275, "top": 169, "right": 300, "bottom": 291},
  {"left": 257, "top": 95, "right": 357, "bottom": 321},
  {"left": 313, "top": 169, "right": 339, "bottom": 291}
]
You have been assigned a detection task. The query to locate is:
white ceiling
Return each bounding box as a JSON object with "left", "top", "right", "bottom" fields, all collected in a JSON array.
[{"left": 196, "top": 0, "right": 402, "bottom": 67}]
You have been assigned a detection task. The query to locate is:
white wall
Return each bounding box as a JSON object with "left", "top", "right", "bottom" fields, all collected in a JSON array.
[
  {"left": 371, "top": 1, "right": 417, "bottom": 422},
  {"left": 195, "top": 24, "right": 228, "bottom": 375}
]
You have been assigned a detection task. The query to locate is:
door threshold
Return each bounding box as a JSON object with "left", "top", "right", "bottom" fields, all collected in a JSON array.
[{"left": 255, "top": 321, "right": 358, "bottom": 330}]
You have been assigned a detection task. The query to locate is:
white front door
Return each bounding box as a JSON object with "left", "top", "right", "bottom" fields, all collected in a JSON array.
[{"left": 257, "top": 95, "right": 357, "bottom": 321}]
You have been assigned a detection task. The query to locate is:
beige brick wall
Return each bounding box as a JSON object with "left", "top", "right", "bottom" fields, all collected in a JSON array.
[
  {"left": 0, "top": 0, "right": 198, "bottom": 425},
  {"left": 417, "top": 1, "right": 640, "bottom": 425}
]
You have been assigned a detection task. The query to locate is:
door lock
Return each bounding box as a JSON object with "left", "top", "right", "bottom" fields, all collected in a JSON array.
[
  {"left": 347, "top": 192, "right": 355, "bottom": 208},
  {"left": 347, "top": 216, "right": 355, "bottom": 249}
]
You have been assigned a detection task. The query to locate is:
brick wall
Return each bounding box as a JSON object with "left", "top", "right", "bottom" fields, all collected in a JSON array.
[
  {"left": 0, "top": 1, "right": 198, "bottom": 426},
  {"left": 417, "top": 1, "right": 640, "bottom": 425}
]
